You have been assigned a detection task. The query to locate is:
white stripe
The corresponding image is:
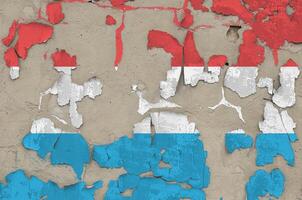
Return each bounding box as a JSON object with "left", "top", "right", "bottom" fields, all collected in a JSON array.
[
  {"left": 133, "top": 112, "right": 199, "bottom": 134},
  {"left": 30, "top": 118, "right": 63, "bottom": 133},
  {"left": 272, "top": 66, "right": 300, "bottom": 108},
  {"left": 228, "top": 129, "right": 246, "bottom": 134},
  {"left": 160, "top": 67, "right": 181, "bottom": 99},
  {"left": 184, "top": 66, "right": 222, "bottom": 86},
  {"left": 54, "top": 66, "right": 76, "bottom": 75},
  {"left": 259, "top": 102, "right": 296, "bottom": 134},
  {"left": 9, "top": 66, "right": 19, "bottom": 80},
  {"left": 150, "top": 112, "right": 199, "bottom": 134},
  {"left": 224, "top": 67, "right": 258, "bottom": 97}
]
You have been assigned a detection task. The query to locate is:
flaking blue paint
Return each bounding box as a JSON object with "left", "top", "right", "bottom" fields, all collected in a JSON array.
[
  {"left": 23, "top": 133, "right": 90, "bottom": 179},
  {"left": 255, "top": 133, "right": 298, "bottom": 166},
  {"left": 246, "top": 168, "right": 285, "bottom": 200},
  {"left": 225, "top": 133, "right": 253, "bottom": 153},
  {"left": 105, "top": 175, "right": 206, "bottom": 200},
  {"left": 93, "top": 133, "right": 210, "bottom": 199},
  {"left": 151, "top": 134, "right": 210, "bottom": 189},
  {"left": 93, "top": 134, "right": 155, "bottom": 175},
  {"left": 41, "top": 180, "right": 103, "bottom": 200},
  {"left": 0, "top": 169, "right": 102, "bottom": 200}
]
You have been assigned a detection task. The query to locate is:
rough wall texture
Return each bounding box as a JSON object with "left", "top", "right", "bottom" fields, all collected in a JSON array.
[{"left": 0, "top": 0, "right": 302, "bottom": 199}]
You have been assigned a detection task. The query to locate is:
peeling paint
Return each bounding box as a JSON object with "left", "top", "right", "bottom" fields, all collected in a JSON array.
[
  {"left": 224, "top": 67, "right": 258, "bottom": 98},
  {"left": 15, "top": 23, "right": 53, "bottom": 60},
  {"left": 272, "top": 59, "right": 300, "bottom": 108},
  {"left": 256, "top": 133, "right": 297, "bottom": 166},
  {"left": 236, "top": 30, "right": 264, "bottom": 67},
  {"left": 61, "top": 0, "right": 211, "bottom": 68},
  {"left": 93, "top": 112, "right": 210, "bottom": 198},
  {"left": 184, "top": 55, "right": 227, "bottom": 85},
  {"left": 189, "top": 0, "right": 208, "bottom": 11},
  {"left": 256, "top": 102, "right": 298, "bottom": 166},
  {"left": 0, "top": 169, "right": 102, "bottom": 200},
  {"left": 257, "top": 77, "right": 274, "bottom": 95},
  {"left": 175, "top": 8, "right": 194, "bottom": 29},
  {"left": 211, "top": 0, "right": 302, "bottom": 64},
  {"left": 39, "top": 50, "right": 102, "bottom": 128},
  {"left": 259, "top": 102, "right": 296, "bottom": 134},
  {"left": 105, "top": 175, "right": 206, "bottom": 200},
  {"left": 223, "top": 29, "right": 264, "bottom": 97},
  {"left": 9, "top": 67, "right": 20, "bottom": 80},
  {"left": 183, "top": 30, "right": 204, "bottom": 66},
  {"left": 52, "top": 49, "right": 77, "bottom": 67},
  {"left": 106, "top": 15, "right": 116, "bottom": 25},
  {"left": 209, "top": 87, "right": 245, "bottom": 123},
  {"left": 2, "top": 21, "right": 53, "bottom": 79},
  {"left": 148, "top": 30, "right": 226, "bottom": 95},
  {"left": 110, "top": 0, "right": 128, "bottom": 8},
  {"left": 147, "top": 30, "right": 183, "bottom": 67},
  {"left": 225, "top": 129, "right": 253, "bottom": 153},
  {"left": 23, "top": 118, "right": 90, "bottom": 179},
  {"left": 160, "top": 67, "right": 182, "bottom": 99},
  {"left": 2, "top": 20, "right": 18, "bottom": 47},
  {"left": 150, "top": 112, "right": 198, "bottom": 133},
  {"left": 46, "top": 2, "right": 65, "bottom": 25},
  {"left": 30, "top": 118, "right": 63, "bottom": 133},
  {"left": 4, "top": 48, "right": 19, "bottom": 80},
  {"left": 133, "top": 85, "right": 180, "bottom": 115},
  {"left": 114, "top": 12, "right": 125, "bottom": 67},
  {"left": 1, "top": 1, "right": 302, "bottom": 199},
  {"left": 246, "top": 169, "right": 285, "bottom": 200}
]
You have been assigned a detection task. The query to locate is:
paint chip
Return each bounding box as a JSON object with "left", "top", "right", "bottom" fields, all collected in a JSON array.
[
  {"left": 257, "top": 77, "right": 274, "bottom": 95},
  {"left": 39, "top": 50, "right": 102, "bottom": 128},
  {"left": 15, "top": 22, "right": 53, "bottom": 59},
  {"left": 225, "top": 129, "right": 253, "bottom": 153},
  {"left": 52, "top": 49, "right": 77, "bottom": 67},
  {"left": 224, "top": 67, "right": 258, "bottom": 98},
  {"left": 150, "top": 112, "right": 198, "bottom": 133},
  {"left": 246, "top": 169, "right": 285, "bottom": 200},
  {"left": 160, "top": 67, "right": 181, "bottom": 99},
  {"left": 0, "top": 169, "right": 102, "bottom": 199},
  {"left": 4, "top": 48, "right": 20, "bottom": 80},
  {"left": 30, "top": 118, "right": 63, "bottom": 133},
  {"left": 272, "top": 59, "right": 300, "bottom": 108},
  {"left": 259, "top": 102, "right": 296, "bottom": 133},
  {"left": 9, "top": 67, "right": 20, "bottom": 80},
  {"left": 46, "top": 2, "right": 65, "bottom": 24},
  {"left": 106, "top": 15, "right": 116, "bottom": 25}
]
